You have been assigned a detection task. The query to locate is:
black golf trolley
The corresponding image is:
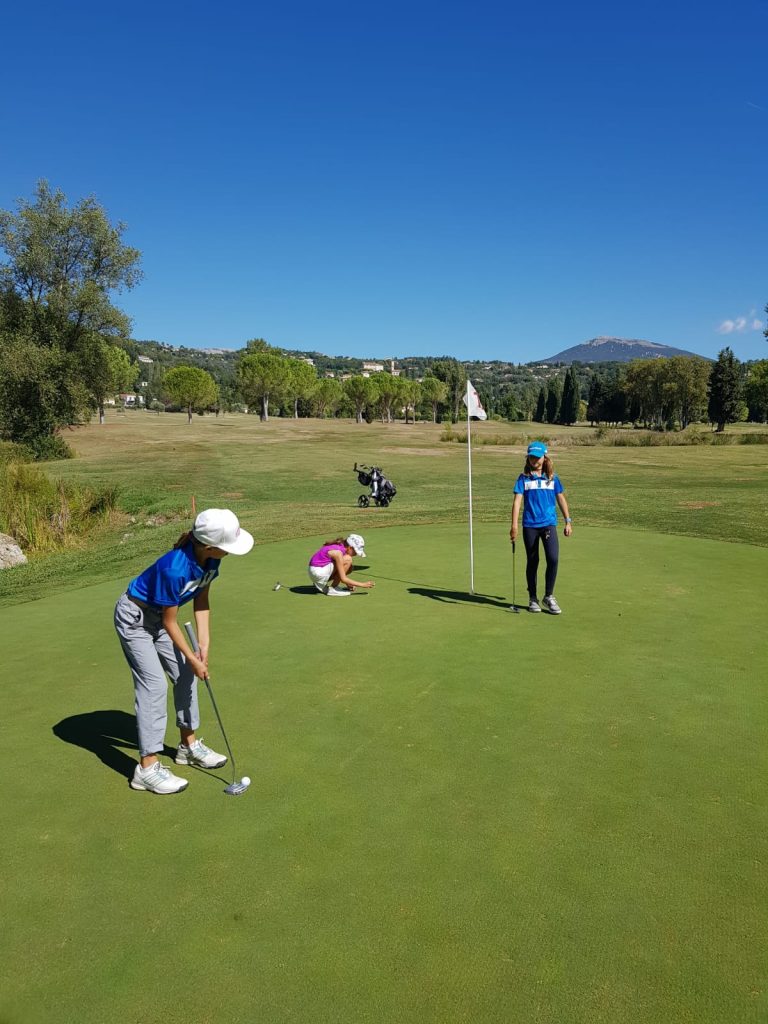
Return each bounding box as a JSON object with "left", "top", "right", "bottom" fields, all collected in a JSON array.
[{"left": 354, "top": 462, "right": 397, "bottom": 508}]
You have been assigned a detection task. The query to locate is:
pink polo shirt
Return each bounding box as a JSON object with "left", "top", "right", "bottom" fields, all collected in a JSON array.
[{"left": 309, "top": 543, "right": 345, "bottom": 568}]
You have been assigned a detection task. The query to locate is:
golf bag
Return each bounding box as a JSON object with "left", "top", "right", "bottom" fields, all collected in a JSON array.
[{"left": 354, "top": 462, "right": 397, "bottom": 508}]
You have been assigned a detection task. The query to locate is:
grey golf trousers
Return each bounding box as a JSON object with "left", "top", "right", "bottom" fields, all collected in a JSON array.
[{"left": 114, "top": 592, "right": 199, "bottom": 757}]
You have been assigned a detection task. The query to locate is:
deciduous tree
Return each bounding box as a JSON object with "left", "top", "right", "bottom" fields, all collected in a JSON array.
[
  {"left": 82, "top": 337, "right": 139, "bottom": 424},
  {"left": 0, "top": 181, "right": 142, "bottom": 453},
  {"left": 744, "top": 360, "right": 768, "bottom": 423}
]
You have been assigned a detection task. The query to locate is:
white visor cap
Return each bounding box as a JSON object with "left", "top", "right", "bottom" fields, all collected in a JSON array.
[
  {"left": 346, "top": 533, "right": 366, "bottom": 557},
  {"left": 192, "top": 508, "right": 254, "bottom": 555}
]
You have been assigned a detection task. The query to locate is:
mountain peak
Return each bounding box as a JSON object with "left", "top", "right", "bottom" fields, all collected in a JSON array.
[{"left": 543, "top": 337, "right": 703, "bottom": 363}]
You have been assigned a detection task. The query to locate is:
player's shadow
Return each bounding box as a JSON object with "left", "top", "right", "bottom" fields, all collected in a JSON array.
[
  {"left": 289, "top": 585, "right": 322, "bottom": 595},
  {"left": 408, "top": 587, "right": 510, "bottom": 608},
  {"left": 52, "top": 709, "right": 175, "bottom": 779}
]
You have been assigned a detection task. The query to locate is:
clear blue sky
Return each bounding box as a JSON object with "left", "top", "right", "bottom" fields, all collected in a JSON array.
[{"left": 1, "top": 0, "right": 766, "bottom": 362}]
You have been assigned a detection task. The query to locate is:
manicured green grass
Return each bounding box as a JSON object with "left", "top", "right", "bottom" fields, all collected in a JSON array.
[{"left": 2, "top": 523, "right": 766, "bottom": 1023}]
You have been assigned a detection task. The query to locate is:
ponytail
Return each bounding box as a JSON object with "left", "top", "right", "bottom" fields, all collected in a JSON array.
[
  {"left": 174, "top": 530, "right": 194, "bottom": 549},
  {"left": 323, "top": 536, "right": 346, "bottom": 546}
]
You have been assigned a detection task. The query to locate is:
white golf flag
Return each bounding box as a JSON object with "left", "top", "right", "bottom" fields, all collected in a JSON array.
[
  {"left": 464, "top": 379, "right": 486, "bottom": 594},
  {"left": 463, "top": 380, "right": 487, "bottom": 420}
]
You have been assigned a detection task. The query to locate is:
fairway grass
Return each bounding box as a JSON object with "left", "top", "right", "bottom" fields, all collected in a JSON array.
[
  {"left": 2, "top": 523, "right": 766, "bottom": 1024},
  {"left": 3, "top": 412, "right": 768, "bottom": 605}
]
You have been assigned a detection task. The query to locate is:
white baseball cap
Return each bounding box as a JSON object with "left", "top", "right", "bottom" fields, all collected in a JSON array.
[
  {"left": 192, "top": 509, "right": 254, "bottom": 555},
  {"left": 346, "top": 533, "right": 366, "bottom": 557}
]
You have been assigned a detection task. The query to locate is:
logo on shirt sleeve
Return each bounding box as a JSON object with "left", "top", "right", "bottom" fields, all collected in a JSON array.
[{"left": 180, "top": 569, "right": 218, "bottom": 597}]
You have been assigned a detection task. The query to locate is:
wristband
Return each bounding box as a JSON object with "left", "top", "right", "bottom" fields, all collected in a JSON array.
[{"left": 565, "top": 517, "right": 572, "bottom": 523}]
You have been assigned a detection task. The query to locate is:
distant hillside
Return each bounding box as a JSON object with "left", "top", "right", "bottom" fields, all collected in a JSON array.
[{"left": 542, "top": 337, "right": 704, "bottom": 363}]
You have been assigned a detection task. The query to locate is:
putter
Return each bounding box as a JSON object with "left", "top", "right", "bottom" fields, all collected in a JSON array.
[
  {"left": 184, "top": 622, "right": 250, "bottom": 796},
  {"left": 507, "top": 540, "right": 520, "bottom": 613}
]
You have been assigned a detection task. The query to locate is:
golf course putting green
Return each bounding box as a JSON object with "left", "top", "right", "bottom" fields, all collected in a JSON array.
[{"left": 3, "top": 523, "right": 766, "bottom": 1024}]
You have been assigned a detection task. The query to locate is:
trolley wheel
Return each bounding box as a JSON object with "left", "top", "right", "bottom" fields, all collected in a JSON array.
[
  {"left": 378, "top": 497, "right": 389, "bottom": 508},
  {"left": 357, "top": 495, "right": 370, "bottom": 508}
]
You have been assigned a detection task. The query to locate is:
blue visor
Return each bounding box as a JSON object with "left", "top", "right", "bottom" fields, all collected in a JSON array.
[{"left": 527, "top": 441, "right": 548, "bottom": 458}]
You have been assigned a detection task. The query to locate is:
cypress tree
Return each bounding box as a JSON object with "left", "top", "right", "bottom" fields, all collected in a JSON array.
[
  {"left": 534, "top": 387, "right": 546, "bottom": 422},
  {"left": 560, "top": 367, "right": 580, "bottom": 425},
  {"left": 545, "top": 381, "right": 560, "bottom": 424},
  {"left": 587, "top": 375, "right": 605, "bottom": 425},
  {"left": 707, "top": 347, "right": 742, "bottom": 432}
]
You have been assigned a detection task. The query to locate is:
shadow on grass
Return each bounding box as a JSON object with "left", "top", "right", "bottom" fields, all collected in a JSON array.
[
  {"left": 408, "top": 587, "right": 510, "bottom": 608},
  {"left": 52, "top": 709, "right": 174, "bottom": 779},
  {"left": 289, "top": 585, "right": 321, "bottom": 595}
]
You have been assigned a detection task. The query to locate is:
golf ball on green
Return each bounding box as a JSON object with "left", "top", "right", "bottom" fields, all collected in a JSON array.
[{"left": 241, "top": 776, "right": 250, "bottom": 786}]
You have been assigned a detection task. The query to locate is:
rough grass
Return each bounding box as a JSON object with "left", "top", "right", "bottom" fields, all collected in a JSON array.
[{"left": 0, "top": 459, "right": 121, "bottom": 553}]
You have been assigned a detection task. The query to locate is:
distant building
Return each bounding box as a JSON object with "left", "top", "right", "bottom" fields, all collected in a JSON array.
[
  {"left": 120, "top": 393, "right": 144, "bottom": 408},
  {"left": 299, "top": 357, "right": 315, "bottom": 366},
  {"left": 363, "top": 361, "right": 384, "bottom": 373},
  {"left": 137, "top": 355, "right": 154, "bottom": 364}
]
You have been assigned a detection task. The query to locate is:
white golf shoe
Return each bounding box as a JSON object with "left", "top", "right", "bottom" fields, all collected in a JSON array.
[
  {"left": 130, "top": 761, "right": 189, "bottom": 794},
  {"left": 528, "top": 598, "right": 542, "bottom": 613},
  {"left": 542, "top": 595, "right": 562, "bottom": 614},
  {"left": 175, "top": 738, "right": 227, "bottom": 768},
  {"left": 326, "top": 586, "right": 351, "bottom": 597}
]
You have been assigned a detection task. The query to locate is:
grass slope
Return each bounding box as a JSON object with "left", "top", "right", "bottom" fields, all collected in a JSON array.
[{"left": 2, "top": 524, "right": 766, "bottom": 1024}]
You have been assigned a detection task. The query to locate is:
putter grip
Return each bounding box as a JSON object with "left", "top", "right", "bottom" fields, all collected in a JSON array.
[{"left": 183, "top": 621, "right": 199, "bottom": 653}]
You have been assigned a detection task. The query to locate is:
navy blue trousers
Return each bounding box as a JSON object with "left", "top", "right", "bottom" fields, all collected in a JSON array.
[{"left": 523, "top": 525, "right": 559, "bottom": 599}]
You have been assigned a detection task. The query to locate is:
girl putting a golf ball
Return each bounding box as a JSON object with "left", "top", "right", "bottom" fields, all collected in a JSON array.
[
  {"left": 510, "top": 442, "right": 572, "bottom": 614},
  {"left": 114, "top": 508, "right": 254, "bottom": 795},
  {"left": 307, "top": 533, "right": 374, "bottom": 596}
]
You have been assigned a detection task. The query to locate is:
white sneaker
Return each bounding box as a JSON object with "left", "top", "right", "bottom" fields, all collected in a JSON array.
[
  {"left": 175, "top": 738, "right": 227, "bottom": 768},
  {"left": 542, "top": 595, "right": 562, "bottom": 614},
  {"left": 130, "top": 762, "right": 189, "bottom": 794},
  {"left": 326, "top": 586, "right": 351, "bottom": 597},
  {"left": 528, "top": 598, "right": 542, "bottom": 613}
]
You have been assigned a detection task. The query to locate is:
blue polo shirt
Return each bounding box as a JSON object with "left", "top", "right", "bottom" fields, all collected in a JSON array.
[
  {"left": 127, "top": 541, "right": 221, "bottom": 608},
  {"left": 514, "top": 473, "right": 564, "bottom": 528}
]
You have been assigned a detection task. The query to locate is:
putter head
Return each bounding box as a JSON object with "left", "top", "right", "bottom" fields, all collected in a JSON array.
[
  {"left": 507, "top": 604, "right": 520, "bottom": 614},
  {"left": 224, "top": 778, "right": 251, "bottom": 796}
]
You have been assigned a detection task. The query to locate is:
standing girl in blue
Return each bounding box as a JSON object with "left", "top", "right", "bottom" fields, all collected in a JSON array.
[
  {"left": 114, "top": 508, "right": 253, "bottom": 794},
  {"left": 510, "top": 442, "right": 573, "bottom": 613}
]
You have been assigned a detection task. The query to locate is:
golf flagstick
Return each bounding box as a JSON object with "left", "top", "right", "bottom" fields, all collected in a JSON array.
[
  {"left": 508, "top": 540, "right": 520, "bottom": 613},
  {"left": 467, "top": 385, "right": 475, "bottom": 595},
  {"left": 183, "top": 622, "right": 250, "bottom": 797},
  {"left": 463, "top": 380, "right": 487, "bottom": 596}
]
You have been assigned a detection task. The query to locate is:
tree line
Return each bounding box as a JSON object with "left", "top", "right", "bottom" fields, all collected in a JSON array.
[
  {"left": 166, "top": 341, "right": 464, "bottom": 426},
  {"left": 2, "top": 183, "right": 767, "bottom": 460}
]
